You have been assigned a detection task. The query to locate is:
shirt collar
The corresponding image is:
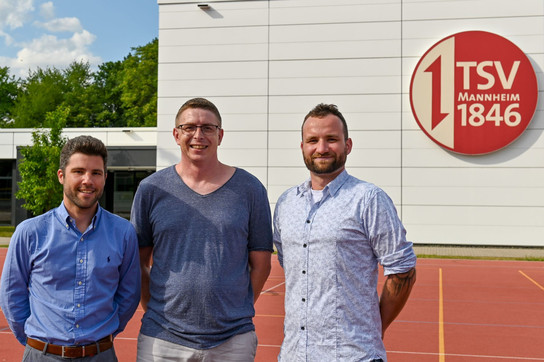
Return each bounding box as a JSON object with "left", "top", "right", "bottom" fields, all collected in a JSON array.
[
  {"left": 56, "top": 202, "right": 102, "bottom": 230},
  {"left": 296, "top": 169, "right": 350, "bottom": 198}
]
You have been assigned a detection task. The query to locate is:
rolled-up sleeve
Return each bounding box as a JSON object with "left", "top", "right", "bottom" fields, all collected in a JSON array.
[{"left": 366, "top": 189, "right": 417, "bottom": 275}]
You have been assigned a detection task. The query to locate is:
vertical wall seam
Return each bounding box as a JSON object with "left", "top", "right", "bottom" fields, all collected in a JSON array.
[
  {"left": 400, "top": 0, "right": 404, "bottom": 220},
  {"left": 266, "top": 0, "right": 271, "bottom": 190}
]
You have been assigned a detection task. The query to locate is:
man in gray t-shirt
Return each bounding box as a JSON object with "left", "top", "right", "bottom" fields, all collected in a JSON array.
[{"left": 131, "top": 98, "right": 274, "bottom": 362}]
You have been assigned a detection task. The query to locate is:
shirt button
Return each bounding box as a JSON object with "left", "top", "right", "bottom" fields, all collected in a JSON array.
[
  {"left": 302, "top": 270, "right": 306, "bottom": 274},
  {"left": 302, "top": 298, "right": 306, "bottom": 302},
  {"left": 80, "top": 238, "right": 84, "bottom": 242},
  {"left": 301, "top": 326, "right": 305, "bottom": 330},
  {"left": 76, "top": 324, "right": 80, "bottom": 328},
  {"left": 79, "top": 259, "right": 83, "bottom": 263},
  {"left": 78, "top": 281, "right": 82, "bottom": 285},
  {"left": 306, "top": 220, "right": 310, "bottom": 223},
  {"left": 303, "top": 244, "right": 307, "bottom": 248},
  {"left": 77, "top": 304, "right": 81, "bottom": 308}
]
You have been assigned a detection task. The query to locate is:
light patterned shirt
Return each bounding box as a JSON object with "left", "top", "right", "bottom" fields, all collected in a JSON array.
[{"left": 273, "top": 170, "right": 416, "bottom": 362}]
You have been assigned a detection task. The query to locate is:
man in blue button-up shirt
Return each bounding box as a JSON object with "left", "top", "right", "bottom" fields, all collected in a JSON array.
[
  {"left": 273, "top": 104, "right": 417, "bottom": 362},
  {"left": 0, "top": 135, "right": 140, "bottom": 361}
]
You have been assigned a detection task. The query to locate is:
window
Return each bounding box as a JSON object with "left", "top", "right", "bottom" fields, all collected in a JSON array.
[{"left": 0, "top": 161, "right": 13, "bottom": 225}]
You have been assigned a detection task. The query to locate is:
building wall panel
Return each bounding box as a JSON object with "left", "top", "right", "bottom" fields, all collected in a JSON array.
[
  {"left": 404, "top": 205, "right": 544, "bottom": 246},
  {"left": 268, "top": 95, "right": 402, "bottom": 131},
  {"left": 158, "top": 61, "right": 267, "bottom": 81},
  {"left": 159, "top": 2, "right": 268, "bottom": 29},
  {"left": 158, "top": 96, "right": 269, "bottom": 132},
  {"left": 157, "top": 0, "right": 544, "bottom": 246},
  {"left": 403, "top": 0, "right": 543, "bottom": 20},
  {"left": 160, "top": 43, "right": 268, "bottom": 63},
  {"left": 0, "top": 145, "right": 14, "bottom": 159},
  {"left": 270, "top": 1, "right": 401, "bottom": 24},
  {"left": 159, "top": 78, "right": 268, "bottom": 98}
]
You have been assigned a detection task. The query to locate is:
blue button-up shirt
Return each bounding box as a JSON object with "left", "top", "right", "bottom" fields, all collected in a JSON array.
[
  {"left": 273, "top": 170, "right": 416, "bottom": 362},
  {"left": 0, "top": 203, "right": 141, "bottom": 346}
]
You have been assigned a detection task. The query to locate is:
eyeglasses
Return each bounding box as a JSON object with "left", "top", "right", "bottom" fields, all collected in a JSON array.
[{"left": 176, "top": 124, "right": 220, "bottom": 135}]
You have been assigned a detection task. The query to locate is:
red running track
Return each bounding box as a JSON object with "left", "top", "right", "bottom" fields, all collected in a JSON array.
[{"left": 1, "top": 249, "right": 544, "bottom": 361}]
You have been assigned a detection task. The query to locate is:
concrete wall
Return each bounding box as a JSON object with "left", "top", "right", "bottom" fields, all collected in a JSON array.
[{"left": 156, "top": 0, "right": 544, "bottom": 246}]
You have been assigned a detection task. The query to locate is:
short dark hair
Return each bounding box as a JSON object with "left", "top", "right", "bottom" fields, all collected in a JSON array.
[
  {"left": 175, "top": 97, "right": 222, "bottom": 127},
  {"left": 302, "top": 103, "right": 349, "bottom": 140},
  {"left": 59, "top": 135, "right": 108, "bottom": 172}
]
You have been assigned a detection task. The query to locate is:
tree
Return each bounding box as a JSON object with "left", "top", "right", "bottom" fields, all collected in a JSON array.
[
  {"left": 5, "top": 38, "right": 158, "bottom": 129},
  {"left": 0, "top": 66, "right": 19, "bottom": 127},
  {"left": 119, "top": 38, "right": 158, "bottom": 127},
  {"left": 16, "top": 107, "right": 68, "bottom": 216},
  {"left": 10, "top": 62, "right": 99, "bottom": 128},
  {"left": 90, "top": 60, "right": 125, "bottom": 127},
  {"left": 11, "top": 67, "right": 66, "bottom": 128},
  {"left": 61, "top": 61, "right": 98, "bottom": 128}
]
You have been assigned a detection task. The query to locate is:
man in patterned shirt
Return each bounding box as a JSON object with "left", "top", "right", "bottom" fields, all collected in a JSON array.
[{"left": 273, "top": 103, "right": 417, "bottom": 361}]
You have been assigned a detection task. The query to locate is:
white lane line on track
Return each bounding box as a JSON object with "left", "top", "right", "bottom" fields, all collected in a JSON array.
[{"left": 260, "top": 282, "right": 285, "bottom": 294}]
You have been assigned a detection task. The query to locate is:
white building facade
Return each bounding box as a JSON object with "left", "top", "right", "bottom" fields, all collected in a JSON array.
[
  {"left": 156, "top": 0, "right": 544, "bottom": 246},
  {"left": 0, "top": 128, "right": 157, "bottom": 225}
]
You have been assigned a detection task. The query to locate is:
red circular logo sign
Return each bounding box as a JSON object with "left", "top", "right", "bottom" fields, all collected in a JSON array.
[{"left": 410, "top": 31, "right": 538, "bottom": 155}]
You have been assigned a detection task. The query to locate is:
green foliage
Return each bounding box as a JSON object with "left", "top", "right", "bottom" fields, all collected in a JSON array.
[
  {"left": 119, "top": 38, "right": 158, "bottom": 127},
  {"left": 0, "top": 66, "right": 19, "bottom": 127},
  {"left": 91, "top": 61, "right": 125, "bottom": 127},
  {"left": 11, "top": 67, "right": 66, "bottom": 128},
  {"left": 15, "top": 107, "right": 68, "bottom": 216},
  {"left": 0, "top": 226, "right": 15, "bottom": 238},
  {"left": 61, "top": 62, "right": 97, "bottom": 127},
  {"left": 2, "top": 38, "right": 158, "bottom": 129}
]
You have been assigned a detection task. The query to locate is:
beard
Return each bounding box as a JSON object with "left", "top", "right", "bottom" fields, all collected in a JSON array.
[
  {"left": 303, "top": 151, "right": 347, "bottom": 174},
  {"left": 63, "top": 186, "right": 103, "bottom": 210}
]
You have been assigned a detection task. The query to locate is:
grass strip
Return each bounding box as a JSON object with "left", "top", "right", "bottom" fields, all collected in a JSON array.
[{"left": 417, "top": 254, "right": 544, "bottom": 262}]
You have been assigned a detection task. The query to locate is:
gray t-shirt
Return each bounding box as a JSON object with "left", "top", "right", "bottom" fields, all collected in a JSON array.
[{"left": 131, "top": 166, "right": 273, "bottom": 349}]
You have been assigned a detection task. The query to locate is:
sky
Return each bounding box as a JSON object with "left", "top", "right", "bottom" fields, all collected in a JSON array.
[{"left": 0, "top": 0, "right": 158, "bottom": 77}]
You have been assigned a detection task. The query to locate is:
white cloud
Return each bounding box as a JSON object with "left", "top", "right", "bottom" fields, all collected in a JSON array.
[
  {"left": 0, "top": 0, "right": 34, "bottom": 46},
  {"left": 0, "top": 1, "right": 102, "bottom": 77},
  {"left": 0, "top": 0, "right": 34, "bottom": 30},
  {"left": 5, "top": 30, "right": 102, "bottom": 77},
  {"left": 35, "top": 17, "right": 83, "bottom": 33},
  {"left": 0, "top": 29, "right": 14, "bottom": 46},
  {"left": 40, "top": 1, "right": 55, "bottom": 20}
]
